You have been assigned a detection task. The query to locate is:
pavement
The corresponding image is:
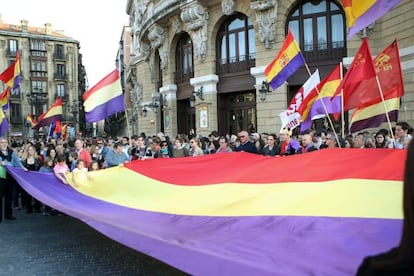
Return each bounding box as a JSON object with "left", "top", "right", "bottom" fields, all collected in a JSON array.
[{"left": 0, "top": 209, "right": 187, "bottom": 275}]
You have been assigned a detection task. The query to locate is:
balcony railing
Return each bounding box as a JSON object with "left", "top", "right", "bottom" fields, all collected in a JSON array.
[
  {"left": 173, "top": 68, "right": 194, "bottom": 84},
  {"left": 54, "top": 73, "right": 67, "bottom": 80},
  {"left": 53, "top": 52, "right": 66, "bottom": 60},
  {"left": 216, "top": 54, "right": 256, "bottom": 75},
  {"left": 303, "top": 42, "right": 346, "bottom": 63}
]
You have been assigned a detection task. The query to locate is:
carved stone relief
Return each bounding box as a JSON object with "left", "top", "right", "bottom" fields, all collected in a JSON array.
[
  {"left": 171, "top": 17, "right": 183, "bottom": 34},
  {"left": 181, "top": 1, "right": 209, "bottom": 62},
  {"left": 148, "top": 24, "right": 169, "bottom": 70},
  {"left": 251, "top": 0, "right": 277, "bottom": 49},
  {"left": 222, "top": 0, "right": 235, "bottom": 15}
]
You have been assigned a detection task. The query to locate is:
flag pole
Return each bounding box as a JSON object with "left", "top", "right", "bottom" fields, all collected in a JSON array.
[
  {"left": 46, "top": 123, "right": 53, "bottom": 143},
  {"left": 124, "top": 97, "right": 132, "bottom": 146},
  {"left": 304, "top": 63, "right": 341, "bottom": 148},
  {"left": 374, "top": 75, "right": 395, "bottom": 142},
  {"left": 339, "top": 62, "right": 345, "bottom": 138}
]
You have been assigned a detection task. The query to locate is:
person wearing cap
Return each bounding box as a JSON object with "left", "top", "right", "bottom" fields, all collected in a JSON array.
[{"left": 279, "top": 127, "right": 301, "bottom": 156}]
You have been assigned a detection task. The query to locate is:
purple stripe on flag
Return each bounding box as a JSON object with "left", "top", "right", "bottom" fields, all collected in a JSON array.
[
  {"left": 348, "top": 0, "right": 401, "bottom": 39},
  {"left": 0, "top": 117, "right": 9, "bottom": 137},
  {"left": 268, "top": 54, "right": 305, "bottom": 90},
  {"left": 300, "top": 96, "right": 341, "bottom": 132},
  {"left": 7, "top": 167, "right": 402, "bottom": 276},
  {"left": 350, "top": 110, "right": 399, "bottom": 133},
  {"left": 85, "top": 94, "right": 125, "bottom": 122},
  {"left": 34, "top": 114, "right": 62, "bottom": 129}
]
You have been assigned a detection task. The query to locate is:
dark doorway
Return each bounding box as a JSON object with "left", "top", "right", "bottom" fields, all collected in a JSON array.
[{"left": 218, "top": 91, "right": 257, "bottom": 135}]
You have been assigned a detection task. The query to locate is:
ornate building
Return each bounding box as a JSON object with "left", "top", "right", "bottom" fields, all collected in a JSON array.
[
  {"left": 0, "top": 17, "right": 86, "bottom": 139},
  {"left": 124, "top": 0, "right": 414, "bottom": 138}
]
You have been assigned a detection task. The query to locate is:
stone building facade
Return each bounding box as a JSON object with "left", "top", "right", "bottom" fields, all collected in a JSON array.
[
  {"left": 124, "top": 0, "right": 414, "bottom": 138},
  {"left": 0, "top": 17, "right": 86, "bottom": 139}
]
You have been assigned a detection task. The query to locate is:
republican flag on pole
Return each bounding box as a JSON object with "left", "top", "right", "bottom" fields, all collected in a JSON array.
[
  {"left": 349, "top": 40, "right": 404, "bottom": 133},
  {"left": 33, "top": 98, "right": 63, "bottom": 130},
  {"left": 0, "top": 109, "right": 10, "bottom": 137},
  {"left": 343, "top": 0, "right": 401, "bottom": 40},
  {"left": 331, "top": 38, "right": 377, "bottom": 111},
  {"left": 0, "top": 51, "right": 21, "bottom": 94},
  {"left": 83, "top": 69, "right": 125, "bottom": 123},
  {"left": 51, "top": 120, "right": 62, "bottom": 138},
  {"left": 264, "top": 30, "right": 305, "bottom": 90},
  {"left": 0, "top": 87, "right": 11, "bottom": 110},
  {"left": 299, "top": 65, "right": 342, "bottom": 132},
  {"left": 26, "top": 115, "right": 37, "bottom": 128}
]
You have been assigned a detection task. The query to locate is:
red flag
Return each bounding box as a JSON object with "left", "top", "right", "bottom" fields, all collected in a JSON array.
[
  {"left": 349, "top": 40, "right": 404, "bottom": 133},
  {"left": 331, "top": 38, "right": 377, "bottom": 111}
]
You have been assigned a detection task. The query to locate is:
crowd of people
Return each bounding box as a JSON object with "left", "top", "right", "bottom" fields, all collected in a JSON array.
[
  {"left": 0, "top": 120, "right": 413, "bottom": 273},
  {"left": 0, "top": 120, "right": 412, "bottom": 221}
]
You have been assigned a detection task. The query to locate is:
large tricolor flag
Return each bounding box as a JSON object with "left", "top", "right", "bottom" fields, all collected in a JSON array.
[
  {"left": 26, "top": 115, "right": 37, "bottom": 128},
  {"left": 33, "top": 98, "right": 63, "bottom": 130},
  {"left": 343, "top": 0, "right": 401, "bottom": 39},
  {"left": 0, "top": 87, "right": 11, "bottom": 110},
  {"left": 298, "top": 65, "right": 342, "bottom": 132},
  {"left": 7, "top": 149, "right": 405, "bottom": 275},
  {"left": 0, "top": 51, "right": 21, "bottom": 94},
  {"left": 83, "top": 69, "right": 125, "bottom": 123},
  {"left": 331, "top": 38, "right": 377, "bottom": 111},
  {"left": 349, "top": 40, "right": 404, "bottom": 133},
  {"left": 264, "top": 30, "right": 305, "bottom": 90},
  {"left": 0, "top": 108, "right": 9, "bottom": 137}
]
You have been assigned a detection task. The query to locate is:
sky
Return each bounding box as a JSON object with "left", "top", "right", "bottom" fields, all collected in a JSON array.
[{"left": 1, "top": 0, "right": 130, "bottom": 86}]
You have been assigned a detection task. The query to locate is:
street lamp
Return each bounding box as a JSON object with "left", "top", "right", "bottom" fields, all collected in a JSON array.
[
  {"left": 189, "top": 86, "right": 203, "bottom": 107},
  {"left": 259, "top": 81, "right": 271, "bottom": 101}
]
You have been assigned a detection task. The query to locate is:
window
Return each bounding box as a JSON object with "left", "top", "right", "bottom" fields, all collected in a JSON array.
[
  {"left": 30, "top": 60, "right": 47, "bottom": 77},
  {"left": 174, "top": 33, "right": 193, "bottom": 84},
  {"left": 30, "top": 39, "right": 46, "bottom": 57},
  {"left": 8, "top": 40, "right": 18, "bottom": 56},
  {"left": 287, "top": 0, "right": 345, "bottom": 61},
  {"left": 57, "top": 84, "right": 65, "bottom": 97},
  {"left": 216, "top": 13, "right": 255, "bottom": 74},
  {"left": 31, "top": 81, "right": 47, "bottom": 93},
  {"left": 55, "top": 44, "right": 65, "bottom": 59},
  {"left": 11, "top": 103, "right": 21, "bottom": 122},
  {"left": 56, "top": 64, "right": 66, "bottom": 77}
]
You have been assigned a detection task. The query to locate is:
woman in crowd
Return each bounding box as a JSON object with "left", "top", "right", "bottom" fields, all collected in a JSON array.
[{"left": 21, "top": 145, "right": 42, "bottom": 213}]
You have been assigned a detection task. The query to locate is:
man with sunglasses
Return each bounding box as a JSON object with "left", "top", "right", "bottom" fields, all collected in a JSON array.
[{"left": 235, "top": 130, "right": 258, "bottom": 154}]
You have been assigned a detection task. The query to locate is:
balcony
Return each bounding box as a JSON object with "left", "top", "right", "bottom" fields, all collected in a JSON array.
[
  {"left": 53, "top": 52, "right": 66, "bottom": 60},
  {"left": 216, "top": 54, "right": 256, "bottom": 75},
  {"left": 173, "top": 68, "right": 194, "bottom": 84},
  {"left": 54, "top": 73, "right": 67, "bottom": 80},
  {"left": 6, "top": 49, "right": 21, "bottom": 57},
  {"left": 55, "top": 93, "right": 68, "bottom": 101}
]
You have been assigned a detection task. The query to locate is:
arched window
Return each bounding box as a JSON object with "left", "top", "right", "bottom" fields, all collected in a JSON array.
[
  {"left": 174, "top": 33, "right": 193, "bottom": 84},
  {"left": 287, "top": 0, "right": 345, "bottom": 62},
  {"left": 216, "top": 13, "right": 255, "bottom": 74}
]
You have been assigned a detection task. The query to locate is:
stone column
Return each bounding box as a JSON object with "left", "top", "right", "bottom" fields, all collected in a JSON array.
[
  {"left": 190, "top": 74, "right": 219, "bottom": 137},
  {"left": 159, "top": 84, "right": 177, "bottom": 138}
]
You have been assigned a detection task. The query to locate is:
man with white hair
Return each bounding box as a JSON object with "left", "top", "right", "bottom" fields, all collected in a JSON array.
[{"left": 235, "top": 130, "right": 257, "bottom": 154}]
